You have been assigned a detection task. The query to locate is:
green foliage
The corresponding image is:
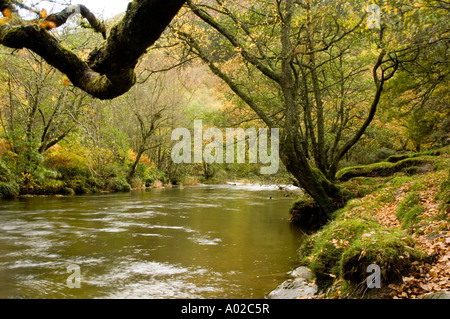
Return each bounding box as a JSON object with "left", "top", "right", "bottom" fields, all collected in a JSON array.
[
  {"left": 107, "top": 177, "right": 131, "bottom": 193},
  {"left": 0, "top": 159, "right": 13, "bottom": 182},
  {"left": 0, "top": 181, "right": 20, "bottom": 199},
  {"left": 135, "top": 164, "right": 167, "bottom": 186}
]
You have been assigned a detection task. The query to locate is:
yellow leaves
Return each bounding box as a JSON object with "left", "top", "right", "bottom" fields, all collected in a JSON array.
[{"left": 40, "top": 9, "right": 47, "bottom": 19}]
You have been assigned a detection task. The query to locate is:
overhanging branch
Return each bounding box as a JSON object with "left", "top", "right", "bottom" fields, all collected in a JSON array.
[{"left": 0, "top": 0, "right": 187, "bottom": 99}]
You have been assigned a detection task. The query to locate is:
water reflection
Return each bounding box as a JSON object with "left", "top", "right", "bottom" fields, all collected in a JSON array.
[{"left": 0, "top": 185, "right": 305, "bottom": 299}]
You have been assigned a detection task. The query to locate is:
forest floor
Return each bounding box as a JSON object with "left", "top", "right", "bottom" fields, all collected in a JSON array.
[{"left": 383, "top": 175, "right": 450, "bottom": 298}]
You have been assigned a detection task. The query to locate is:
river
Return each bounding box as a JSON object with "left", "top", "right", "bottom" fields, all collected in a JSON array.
[{"left": 0, "top": 184, "right": 305, "bottom": 299}]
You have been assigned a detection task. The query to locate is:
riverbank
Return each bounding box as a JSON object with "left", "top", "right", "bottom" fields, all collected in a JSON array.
[{"left": 289, "top": 147, "right": 449, "bottom": 299}]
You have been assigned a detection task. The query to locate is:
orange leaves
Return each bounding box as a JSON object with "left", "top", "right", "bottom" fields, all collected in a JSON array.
[
  {"left": 39, "top": 21, "right": 57, "bottom": 30},
  {"left": 1, "top": 8, "right": 13, "bottom": 24},
  {"left": 3, "top": 8, "right": 12, "bottom": 19},
  {"left": 1, "top": 6, "right": 57, "bottom": 30},
  {"left": 390, "top": 230, "right": 450, "bottom": 299},
  {"left": 38, "top": 8, "right": 56, "bottom": 30}
]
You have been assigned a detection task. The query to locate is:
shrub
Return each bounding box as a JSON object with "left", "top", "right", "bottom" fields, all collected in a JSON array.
[
  {"left": 107, "top": 177, "right": 131, "bottom": 193},
  {"left": 0, "top": 181, "right": 20, "bottom": 199}
]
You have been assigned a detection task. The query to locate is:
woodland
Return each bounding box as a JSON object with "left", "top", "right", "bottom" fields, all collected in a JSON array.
[{"left": 0, "top": 0, "right": 449, "bottom": 299}]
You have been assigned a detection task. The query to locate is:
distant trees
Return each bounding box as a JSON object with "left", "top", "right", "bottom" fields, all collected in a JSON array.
[
  {"left": 169, "top": 0, "right": 449, "bottom": 219},
  {"left": 0, "top": 49, "right": 86, "bottom": 155}
]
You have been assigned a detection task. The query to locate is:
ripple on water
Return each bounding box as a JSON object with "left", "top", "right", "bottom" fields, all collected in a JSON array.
[
  {"left": 86, "top": 260, "right": 223, "bottom": 299},
  {"left": 189, "top": 235, "right": 222, "bottom": 246}
]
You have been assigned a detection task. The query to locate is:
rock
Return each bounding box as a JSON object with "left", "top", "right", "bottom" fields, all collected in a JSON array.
[
  {"left": 290, "top": 266, "right": 314, "bottom": 281},
  {"left": 422, "top": 291, "right": 450, "bottom": 299},
  {"left": 267, "top": 266, "right": 318, "bottom": 299},
  {"left": 267, "top": 278, "right": 317, "bottom": 299}
]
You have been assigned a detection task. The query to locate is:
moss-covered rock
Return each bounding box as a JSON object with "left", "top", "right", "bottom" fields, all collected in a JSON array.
[
  {"left": 290, "top": 197, "right": 329, "bottom": 230},
  {"left": 386, "top": 148, "right": 445, "bottom": 163},
  {"left": 437, "top": 170, "right": 450, "bottom": 214},
  {"left": 340, "top": 229, "right": 423, "bottom": 285},
  {"left": 336, "top": 157, "right": 433, "bottom": 181},
  {"left": 299, "top": 218, "right": 425, "bottom": 290}
]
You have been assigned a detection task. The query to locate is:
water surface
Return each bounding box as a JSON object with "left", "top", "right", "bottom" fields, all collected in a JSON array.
[{"left": 0, "top": 184, "right": 304, "bottom": 299}]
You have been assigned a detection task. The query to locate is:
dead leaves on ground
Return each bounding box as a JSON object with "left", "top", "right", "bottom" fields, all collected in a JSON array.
[{"left": 384, "top": 173, "right": 450, "bottom": 299}]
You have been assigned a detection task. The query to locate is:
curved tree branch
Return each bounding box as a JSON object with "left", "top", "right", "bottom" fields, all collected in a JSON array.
[
  {"left": 45, "top": 5, "right": 107, "bottom": 39},
  {"left": 0, "top": 0, "right": 187, "bottom": 99}
]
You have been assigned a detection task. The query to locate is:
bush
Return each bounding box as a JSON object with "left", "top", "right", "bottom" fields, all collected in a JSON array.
[
  {"left": 0, "top": 181, "right": 20, "bottom": 199},
  {"left": 108, "top": 177, "right": 131, "bottom": 193},
  {"left": 135, "top": 164, "right": 166, "bottom": 186}
]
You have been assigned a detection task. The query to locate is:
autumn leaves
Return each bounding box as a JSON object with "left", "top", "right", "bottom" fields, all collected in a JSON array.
[
  {"left": 0, "top": 7, "right": 12, "bottom": 24},
  {"left": 0, "top": 7, "right": 56, "bottom": 30},
  {"left": 38, "top": 9, "right": 58, "bottom": 30}
]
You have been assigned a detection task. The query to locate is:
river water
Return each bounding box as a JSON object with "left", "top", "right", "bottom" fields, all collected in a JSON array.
[{"left": 0, "top": 184, "right": 305, "bottom": 299}]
